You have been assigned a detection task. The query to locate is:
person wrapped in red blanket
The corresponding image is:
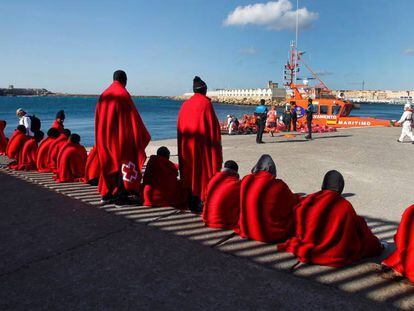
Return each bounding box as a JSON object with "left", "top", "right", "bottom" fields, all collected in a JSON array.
[
  {"left": 177, "top": 76, "right": 222, "bottom": 212},
  {"left": 95, "top": 70, "right": 151, "bottom": 205},
  {"left": 36, "top": 128, "right": 60, "bottom": 172},
  {"left": 0, "top": 120, "right": 7, "bottom": 155},
  {"left": 47, "top": 129, "right": 71, "bottom": 172},
  {"left": 142, "top": 146, "right": 187, "bottom": 208},
  {"left": 13, "top": 131, "right": 44, "bottom": 171},
  {"left": 236, "top": 155, "right": 299, "bottom": 243},
  {"left": 84, "top": 146, "right": 100, "bottom": 185},
  {"left": 202, "top": 160, "right": 241, "bottom": 230},
  {"left": 279, "top": 170, "right": 383, "bottom": 268},
  {"left": 51, "top": 110, "right": 65, "bottom": 134},
  {"left": 54, "top": 134, "right": 87, "bottom": 183},
  {"left": 6, "top": 125, "right": 28, "bottom": 163},
  {"left": 382, "top": 205, "right": 414, "bottom": 282}
]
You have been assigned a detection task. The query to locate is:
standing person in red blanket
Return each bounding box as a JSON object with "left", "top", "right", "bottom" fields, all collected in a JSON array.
[
  {"left": 95, "top": 70, "right": 151, "bottom": 205},
  {"left": 6, "top": 125, "right": 28, "bottom": 162},
  {"left": 36, "top": 128, "right": 60, "bottom": 172},
  {"left": 202, "top": 160, "right": 241, "bottom": 230},
  {"left": 54, "top": 134, "right": 87, "bottom": 183},
  {"left": 0, "top": 120, "right": 7, "bottom": 155},
  {"left": 51, "top": 110, "right": 65, "bottom": 134},
  {"left": 13, "top": 131, "right": 44, "bottom": 171},
  {"left": 382, "top": 205, "right": 414, "bottom": 282},
  {"left": 142, "top": 146, "right": 187, "bottom": 208},
  {"left": 279, "top": 170, "right": 383, "bottom": 268},
  {"left": 236, "top": 155, "right": 298, "bottom": 243},
  {"left": 83, "top": 146, "right": 100, "bottom": 186},
  {"left": 177, "top": 76, "right": 222, "bottom": 212},
  {"left": 47, "top": 129, "right": 71, "bottom": 172}
]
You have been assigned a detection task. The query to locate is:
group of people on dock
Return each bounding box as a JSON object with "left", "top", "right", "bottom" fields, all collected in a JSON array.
[{"left": 0, "top": 70, "right": 413, "bottom": 284}]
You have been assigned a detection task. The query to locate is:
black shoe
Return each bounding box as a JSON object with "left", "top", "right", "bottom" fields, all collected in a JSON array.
[
  {"left": 100, "top": 193, "right": 116, "bottom": 205},
  {"left": 114, "top": 196, "right": 135, "bottom": 207}
]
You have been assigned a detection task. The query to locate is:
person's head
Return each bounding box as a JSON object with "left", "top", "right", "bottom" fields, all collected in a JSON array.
[
  {"left": 260, "top": 99, "right": 266, "bottom": 105},
  {"left": 34, "top": 130, "right": 44, "bottom": 143},
  {"left": 193, "top": 76, "right": 207, "bottom": 95},
  {"left": 47, "top": 128, "right": 60, "bottom": 139},
  {"left": 113, "top": 70, "right": 127, "bottom": 87},
  {"left": 69, "top": 134, "right": 81, "bottom": 144},
  {"left": 321, "top": 170, "right": 345, "bottom": 194},
  {"left": 308, "top": 98, "right": 313, "bottom": 105},
  {"left": 63, "top": 129, "right": 71, "bottom": 137},
  {"left": 16, "top": 108, "right": 26, "bottom": 118},
  {"left": 404, "top": 103, "right": 411, "bottom": 111},
  {"left": 291, "top": 101, "right": 296, "bottom": 107},
  {"left": 252, "top": 154, "right": 277, "bottom": 177},
  {"left": 271, "top": 105, "right": 275, "bottom": 110},
  {"left": 56, "top": 110, "right": 65, "bottom": 123},
  {"left": 224, "top": 160, "right": 239, "bottom": 173},
  {"left": 156, "top": 146, "right": 170, "bottom": 160},
  {"left": 17, "top": 125, "right": 26, "bottom": 133}
]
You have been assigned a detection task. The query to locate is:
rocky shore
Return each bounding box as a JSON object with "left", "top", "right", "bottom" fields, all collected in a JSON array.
[{"left": 171, "top": 95, "right": 285, "bottom": 107}]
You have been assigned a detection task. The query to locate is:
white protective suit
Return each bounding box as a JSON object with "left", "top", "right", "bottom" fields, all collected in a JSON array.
[{"left": 397, "top": 107, "right": 414, "bottom": 142}]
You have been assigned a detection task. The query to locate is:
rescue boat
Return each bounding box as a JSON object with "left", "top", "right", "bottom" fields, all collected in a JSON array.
[{"left": 284, "top": 43, "right": 391, "bottom": 128}]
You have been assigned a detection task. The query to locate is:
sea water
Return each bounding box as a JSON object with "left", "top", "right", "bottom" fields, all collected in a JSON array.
[{"left": 0, "top": 96, "right": 404, "bottom": 146}]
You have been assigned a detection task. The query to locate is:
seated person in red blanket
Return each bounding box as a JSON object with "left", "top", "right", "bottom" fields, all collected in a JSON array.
[
  {"left": 84, "top": 146, "right": 100, "bottom": 186},
  {"left": 278, "top": 170, "right": 383, "bottom": 268},
  {"left": 54, "top": 134, "right": 87, "bottom": 183},
  {"left": 36, "top": 128, "right": 61, "bottom": 172},
  {"left": 236, "top": 154, "right": 299, "bottom": 243},
  {"left": 6, "top": 125, "right": 28, "bottom": 162},
  {"left": 382, "top": 204, "right": 414, "bottom": 282},
  {"left": 51, "top": 110, "right": 65, "bottom": 134},
  {"left": 142, "top": 146, "right": 187, "bottom": 208},
  {"left": 202, "top": 160, "right": 241, "bottom": 230},
  {"left": 13, "top": 130, "right": 44, "bottom": 171},
  {"left": 47, "top": 129, "right": 71, "bottom": 172}
]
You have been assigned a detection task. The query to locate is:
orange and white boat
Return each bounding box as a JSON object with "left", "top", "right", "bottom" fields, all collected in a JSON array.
[{"left": 284, "top": 43, "right": 391, "bottom": 128}]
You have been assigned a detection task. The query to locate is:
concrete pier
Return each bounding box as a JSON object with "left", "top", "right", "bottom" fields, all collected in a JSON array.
[{"left": 1, "top": 126, "right": 414, "bottom": 310}]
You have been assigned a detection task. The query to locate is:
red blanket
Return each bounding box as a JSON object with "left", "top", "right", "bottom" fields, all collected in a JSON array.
[
  {"left": 279, "top": 190, "right": 382, "bottom": 267},
  {"left": 6, "top": 130, "right": 28, "bottom": 161},
  {"left": 95, "top": 81, "right": 150, "bottom": 196},
  {"left": 47, "top": 134, "right": 68, "bottom": 172},
  {"left": 36, "top": 137, "right": 57, "bottom": 172},
  {"left": 202, "top": 171, "right": 241, "bottom": 230},
  {"left": 236, "top": 171, "right": 298, "bottom": 243},
  {"left": 177, "top": 93, "right": 222, "bottom": 201},
  {"left": 143, "top": 155, "right": 187, "bottom": 208},
  {"left": 382, "top": 205, "right": 414, "bottom": 281},
  {"left": 84, "top": 146, "right": 100, "bottom": 183},
  {"left": 54, "top": 142, "right": 87, "bottom": 182},
  {"left": 0, "top": 120, "right": 7, "bottom": 155},
  {"left": 15, "top": 138, "right": 38, "bottom": 171},
  {"left": 51, "top": 120, "right": 65, "bottom": 134}
]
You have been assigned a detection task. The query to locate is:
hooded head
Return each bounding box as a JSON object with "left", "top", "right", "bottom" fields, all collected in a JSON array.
[
  {"left": 69, "top": 134, "right": 81, "bottom": 144},
  {"left": 193, "top": 76, "right": 207, "bottom": 95},
  {"left": 16, "top": 108, "right": 26, "bottom": 118},
  {"left": 404, "top": 103, "right": 411, "bottom": 111},
  {"left": 321, "top": 170, "right": 345, "bottom": 194},
  {"left": 56, "top": 110, "right": 65, "bottom": 122},
  {"left": 157, "top": 146, "right": 170, "bottom": 160},
  {"left": 251, "top": 154, "right": 277, "bottom": 177},
  {"left": 17, "top": 125, "right": 26, "bottom": 133},
  {"left": 34, "top": 130, "right": 44, "bottom": 143},
  {"left": 63, "top": 129, "right": 71, "bottom": 137},
  {"left": 113, "top": 70, "right": 127, "bottom": 87},
  {"left": 260, "top": 99, "right": 266, "bottom": 105},
  {"left": 47, "top": 128, "right": 60, "bottom": 139}
]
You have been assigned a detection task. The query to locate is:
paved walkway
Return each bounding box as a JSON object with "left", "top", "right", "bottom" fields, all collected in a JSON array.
[{"left": 1, "top": 127, "right": 414, "bottom": 310}]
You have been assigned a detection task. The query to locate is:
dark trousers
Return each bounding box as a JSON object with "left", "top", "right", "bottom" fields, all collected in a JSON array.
[
  {"left": 292, "top": 118, "right": 297, "bottom": 131},
  {"left": 256, "top": 122, "right": 265, "bottom": 142},
  {"left": 307, "top": 119, "right": 312, "bottom": 138},
  {"left": 284, "top": 119, "right": 291, "bottom": 132}
]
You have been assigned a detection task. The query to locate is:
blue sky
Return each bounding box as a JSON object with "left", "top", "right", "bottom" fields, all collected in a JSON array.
[{"left": 0, "top": 0, "right": 413, "bottom": 95}]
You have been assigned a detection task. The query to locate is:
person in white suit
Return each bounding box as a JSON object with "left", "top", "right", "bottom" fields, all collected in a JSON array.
[{"left": 397, "top": 104, "right": 414, "bottom": 143}]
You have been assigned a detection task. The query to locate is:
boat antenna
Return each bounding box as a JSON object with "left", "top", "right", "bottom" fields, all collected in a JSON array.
[{"left": 294, "top": 0, "right": 299, "bottom": 82}]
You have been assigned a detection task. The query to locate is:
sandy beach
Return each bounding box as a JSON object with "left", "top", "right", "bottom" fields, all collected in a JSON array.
[{"left": 1, "top": 126, "right": 414, "bottom": 310}]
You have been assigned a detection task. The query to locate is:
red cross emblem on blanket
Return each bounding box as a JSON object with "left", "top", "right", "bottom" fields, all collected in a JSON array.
[{"left": 122, "top": 161, "right": 138, "bottom": 183}]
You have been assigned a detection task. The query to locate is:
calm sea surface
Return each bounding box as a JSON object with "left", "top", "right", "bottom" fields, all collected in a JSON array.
[{"left": 0, "top": 96, "right": 404, "bottom": 146}]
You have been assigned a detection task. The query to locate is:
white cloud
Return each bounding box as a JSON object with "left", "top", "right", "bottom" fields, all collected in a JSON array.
[
  {"left": 403, "top": 48, "right": 414, "bottom": 55},
  {"left": 239, "top": 47, "right": 257, "bottom": 55},
  {"left": 224, "top": 0, "right": 318, "bottom": 31}
]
